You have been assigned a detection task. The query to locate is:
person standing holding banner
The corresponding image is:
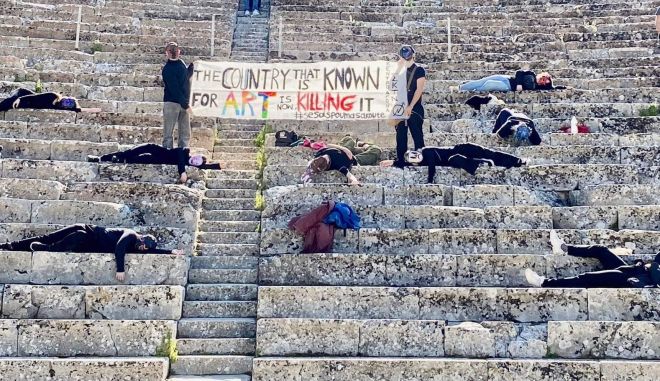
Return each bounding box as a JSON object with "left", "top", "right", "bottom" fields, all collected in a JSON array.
[{"left": 392, "top": 45, "right": 427, "bottom": 168}]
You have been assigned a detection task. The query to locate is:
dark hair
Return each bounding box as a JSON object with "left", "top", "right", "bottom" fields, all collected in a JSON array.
[
  {"left": 141, "top": 235, "right": 158, "bottom": 250},
  {"left": 310, "top": 156, "right": 329, "bottom": 173},
  {"left": 165, "top": 42, "right": 180, "bottom": 59}
]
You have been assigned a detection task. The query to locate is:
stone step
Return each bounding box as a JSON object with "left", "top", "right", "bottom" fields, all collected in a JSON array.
[
  {"left": 218, "top": 130, "right": 261, "bottom": 140},
  {"left": 216, "top": 138, "right": 255, "bottom": 147},
  {"left": 212, "top": 153, "right": 258, "bottom": 163},
  {"left": 0, "top": 284, "right": 184, "bottom": 320},
  {"left": 177, "top": 338, "right": 256, "bottom": 356},
  {"left": 258, "top": 286, "right": 657, "bottom": 322},
  {"left": 219, "top": 160, "right": 258, "bottom": 171},
  {"left": 185, "top": 284, "right": 258, "bottom": 302},
  {"left": 199, "top": 232, "right": 261, "bottom": 245},
  {"left": 183, "top": 301, "right": 257, "bottom": 318},
  {"left": 206, "top": 170, "right": 257, "bottom": 180},
  {"left": 252, "top": 358, "right": 659, "bottom": 380},
  {"left": 203, "top": 198, "right": 256, "bottom": 211},
  {"left": 197, "top": 244, "right": 260, "bottom": 257},
  {"left": 191, "top": 256, "right": 259, "bottom": 270},
  {"left": 205, "top": 189, "right": 258, "bottom": 199},
  {"left": 0, "top": 357, "right": 168, "bottom": 381},
  {"left": 205, "top": 179, "right": 258, "bottom": 190},
  {"left": 168, "top": 375, "right": 250, "bottom": 381},
  {"left": 0, "top": 319, "right": 176, "bottom": 357},
  {"left": 202, "top": 210, "right": 262, "bottom": 222},
  {"left": 200, "top": 220, "right": 260, "bottom": 233},
  {"left": 170, "top": 355, "right": 253, "bottom": 376},
  {"left": 0, "top": 251, "right": 188, "bottom": 285},
  {"left": 177, "top": 318, "right": 256, "bottom": 339},
  {"left": 189, "top": 269, "right": 258, "bottom": 284}
]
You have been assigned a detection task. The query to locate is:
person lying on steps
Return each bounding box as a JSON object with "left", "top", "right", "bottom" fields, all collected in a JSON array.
[
  {"left": 87, "top": 143, "right": 221, "bottom": 184},
  {"left": 0, "top": 88, "right": 100, "bottom": 113},
  {"left": 452, "top": 70, "right": 567, "bottom": 92},
  {"left": 338, "top": 135, "right": 383, "bottom": 166},
  {"left": 525, "top": 230, "right": 660, "bottom": 288},
  {"left": 0, "top": 224, "right": 184, "bottom": 282},
  {"left": 493, "top": 108, "right": 542, "bottom": 146},
  {"left": 301, "top": 144, "right": 360, "bottom": 186},
  {"left": 381, "top": 143, "right": 525, "bottom": 183}
]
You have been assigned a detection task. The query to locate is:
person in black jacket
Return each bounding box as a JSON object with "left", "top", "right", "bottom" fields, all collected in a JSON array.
[
  {"left": 301, "top": 144, "right": 360, "bottom": 185},
  {"left": 493, "top": 108, "right": 542, "bottom": 146},
  {"left": 382, "top": 143, "right": 525, "bottom": 183},
  {"left": 455, "top": 70, "right": 566, "bottom": 92},
  {"left": 0, "top": 224, "right": 183, "bottom": 282},
  {"left": 87, "top": 143, "right": 221, "bottom": 184},
  {"left": 525, "top": 231, "right": 660, "bottom": 288},
  {"left": 0, "top": 88, "right": 82, "bottom": 112},
  {"left": 162, "top": 42, "right": 194, "bottom": 149}
]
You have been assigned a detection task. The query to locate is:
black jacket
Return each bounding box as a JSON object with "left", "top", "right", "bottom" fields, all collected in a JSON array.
[
  {"left": 315, "top": 145, "right": 357, "bottom": 175},
  {"left": 493, "top": 109, "right": 542, "bottom": 146},
  {"left": 509, "top": 70, "right": 566, "bottom": 91},
  {"left": 90, "top": 226, "right": 171, "bottom": 272},
  {"left": 163, "top": 59, "right": 194, "bottom": 109}
]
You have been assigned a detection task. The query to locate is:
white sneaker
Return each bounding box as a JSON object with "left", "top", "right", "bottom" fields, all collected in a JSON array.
[
  {"left": 244, "top": 10, "right": 250, "bottom": 16},
  {"left": 525, "top": 269, "right": 545, "bottom": 288},
  {"left": 549, "top": 230, "right": 566, "bottom": 255},
  {"left": 252, "top": 9, "right": 260, "bottom": 16}
]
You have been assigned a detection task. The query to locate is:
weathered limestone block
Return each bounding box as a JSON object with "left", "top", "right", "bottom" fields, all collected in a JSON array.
[
  {"left": 445, "top": 322, "right": 495, "bottom": 358},
  {"left": 545, "top": 255, "right": 604, "bottom": 281},
  {"left": 99, "top": 163, "right": 204, "bottom": 184},
  {"left": 488, "top": 360, "right": 600, "bottom": 381},
  {"left": 420, "top": 288, "right": 504, "bottom": 321},
  {"left": 0, "top": 178, "right": 64, "bottom": 200},
  {"left": 574, "top": 165, "right": 640, "bottom": 188},
  {"left": 265, "top": 184, "right": 383, "bottom": 206},
  {"left": 359, "top": 319, "right": 445, "bottom": 357},
  {"left": 571, "top": 185, "right": 659, "bottom": 206},
  {"left": 361, "top": 205, "right": 405, "bottom": 229},
  {"left": 496, "top": 229, "right": 581, "bottom": 254},
  {"left": 2, "top": 284, "right": 86, "bottom": 319},
  {"left": 360, "top": 229, "right": 428, "bottom": 254},
  {"left": 618, "top": 206, "right": 660, "bottom": 230},
  {"left": 0, "top": 251, "right": 31, "bottom": 283},
  {"left": 552, "top": 206, "right": 618, "bottom": 230},
  {"left": 63, "top": 181, "right": 201, "bottom": 209},
  {"left": 1, "top": 159, "right": 99, "bottom": 183},
  {"left": 518, "top": 146, "right": 620, "bottom": 165},
  {"left": 257, "top": 286, "right": 420, "bottom": 320},
  {"left": 257, "top": 318, "right": 360, "bottom": 356},
  {"left": 507, "top": 324, "right": 548, "bottom": 359},
  {"left": 457, "top": 255, "right": 546, "bottom": 287},
  {"left": 548, "top": 321, "right": 660, "bottom": 359},
  {"left": 0, "top": 198, "right": 31, "bottom": 223},
  {"left": 385, "top": 184, "right": 448, "bottom": 206},
  {"left": 621, "top": 146, "right": 660, "bottom": 166},
  {"left": 16, "top": 319, "right": 176, "bottom": 357},
  {"left": 452, "top": 185, "right": 514, "bottom": 208},
  {"left": 589, "top": 289, "right": 660, "bottom": 321},
  {"left": 429, "top": 228, "right": 496, "bottom": 254},
  {"left": 47, "top": 358, "right": 169, "bottom": 381},
  {"left": 30, "top": 200, "right": 134, "bottom": 226},
  {"left": 405, "top": 206, "right": 486, "bottom": 229},
  {"left": 385, "top": 254, "right": 457, "bottom": 287},
  {"left": 619, "top": 133, "right": 660, "bottom": 146},
  {"left": 0, "top": 319, "right": 17, "bottom": 356},
  {"left": 260, "top": 229, "right": 358, "bottom": 255},
  {"left": 513, "top": 188, "right": 568, "bottom": 207},
  {"left": 403, "top": 166, "right": 462, "bottom": 186},
  {"left": 507, "top": 288, "right": 588, "bottom": 323},
  {"left": 513, "top": 166, "right": 578, "bottom": 191},
  {"left": 50, "top": 140, "right": 119, "bottom": 161},
  {"left": 600, "top": 361, "right": 660, "bottom": 381},
  {"left": 582, "top": 229, "right": 659, "bottom": 254},
  {"left": 484, "top": 206, "right": 553, "bottom": 230},
  {"left": 30, "top": 252, "right": 188, "bottom": 286},
  {"left": 0, "top": 138, "right": 51, "bottom": 160}
]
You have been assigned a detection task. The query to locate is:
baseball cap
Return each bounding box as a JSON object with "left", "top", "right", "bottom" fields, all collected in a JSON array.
[{"left": 399, "top": 45, "right": 415, "bottom": 60}]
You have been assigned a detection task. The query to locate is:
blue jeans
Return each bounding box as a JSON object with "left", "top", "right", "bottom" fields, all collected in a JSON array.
[
  {"left": 459, "top": 75, "right": 512, "bottom": 92},
  {"left": 245, "top": 0, "right": 260, "bottom": 11}
]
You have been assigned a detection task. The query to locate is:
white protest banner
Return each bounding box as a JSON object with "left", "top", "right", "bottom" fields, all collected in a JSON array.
[{"left": 190, "top": 60, "right": 409, "bottom": 120}]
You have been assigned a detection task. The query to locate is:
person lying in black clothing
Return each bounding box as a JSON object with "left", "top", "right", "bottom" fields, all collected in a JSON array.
[
  {"left": 455, "top": 71, "right": 567, "bottom": 92},
  {"left": 301, "top": 144, "right": 360, "bottom": 185},
  {"left": 0, "top": 88, "right": 83, "bottom": 112},
  {"left": 525, "top": 231, "right": 660, "bottom": 288},
  {"left": 0, "top": 224, "right": 183, "bottom": 282},
  {"left": 382, "top": 143, "right": 525, "bottom": 183},
  {"left": 493, "top": 108, "right": 542, "bottom": 146},
  {"left": 87, "top": 143, "right": 221, "bottom": 184}
]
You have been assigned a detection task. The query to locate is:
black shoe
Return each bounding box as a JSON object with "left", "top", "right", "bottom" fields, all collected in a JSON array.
[
  {"left": 29, "top": 242, "right": 49, "bottom": 251},
  {"left": 87, "top": 155, "right": 100, "bottom": 163}
]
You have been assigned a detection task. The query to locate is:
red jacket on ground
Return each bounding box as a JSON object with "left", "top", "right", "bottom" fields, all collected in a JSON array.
[{"left": 288, "top": 201, "right": 335, "bottom": 253}]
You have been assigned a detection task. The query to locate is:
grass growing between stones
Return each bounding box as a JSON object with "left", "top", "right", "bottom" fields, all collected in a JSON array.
[
  {"left": 156, "top": 330, "right": 178, "bottom": 364},
  {"left": 254, "top": 193, "right": 265, "bottom": 211},
  {"left": 639, "top": 105, "right": 658, "bottom": 117},
  {"left": 254, "top": 124, "right": 271, "bottom": 212},
  {"left": 34, "top": 79, "right": 43, "bottom": 93},
  {"left": 254, "top": 124, "right": 273, "bottom": 148}
]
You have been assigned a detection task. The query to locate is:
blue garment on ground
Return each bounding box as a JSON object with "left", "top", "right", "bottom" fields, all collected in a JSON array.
[{"left": 323, "top": 202, "right": 361, "bottom": 230}]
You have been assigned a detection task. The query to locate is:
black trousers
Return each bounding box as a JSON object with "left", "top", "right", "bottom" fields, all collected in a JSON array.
[
  {"left": 396, "top": 113, "right": 425, "bottom": 164},
  {"left": 246, "top": 0, "right": 261, "bottom": 10},
  {"left": 7, "top": 224, "right": 97, "bottom": 252},
  {"left": 452, "top": 143, "right": 523, "bottom": 169},
  {"left": 101, "top": 143, "right": 168, "bottom": 164},
  {"left": 0, "top": 88, "right": 34, "bottom": 112},
  {"left": 543, "top": 245, "right": 633, "bottom": 288}
]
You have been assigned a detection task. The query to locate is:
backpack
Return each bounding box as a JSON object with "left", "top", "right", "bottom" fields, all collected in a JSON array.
[
  {"left": 323, "top": 202, "right": 361, "bottom": 230},
  {"left": 275, "top": 130, "right": 299, "bottom": 147}
]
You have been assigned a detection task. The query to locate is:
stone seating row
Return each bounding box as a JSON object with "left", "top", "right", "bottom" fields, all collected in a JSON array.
[
  {"left": 260, "top": 227, "right": 660, "bottom": 255},
  {"left": 0, "top": 251, "right": 188, "bottom": 285},
  {"left": 252, "top": 357, "right": 657, "bottom": 381},
  {"left": 262, "top": 164, "right": 660, "bottom": 190},
  {"left": 256, "top": 318, "right": 658, "bottom": 360},
  {"left": 258, "top": 252, "right": 654, "bottom": 287},
  {"left": 0, "top": 318, "right": 176, "bottom": 357},
  {"left": 0, "top": 284, "right": 184, "bottom": 320},
  {"left": 257, "top": 285, "right": 660, "bottom": 322},
  {"left": 0, "top": 223, "right": 194, "bottom": 255}
]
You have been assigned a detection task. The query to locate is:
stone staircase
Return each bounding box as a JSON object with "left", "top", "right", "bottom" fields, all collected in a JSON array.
[{"left": 231, "top": 0, "right": 271, "bottom": 62}]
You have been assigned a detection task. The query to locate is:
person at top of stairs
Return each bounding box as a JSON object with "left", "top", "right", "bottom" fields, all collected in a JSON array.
[
  {"left": 301, "top": 144, "right": 360, "bottom": 186},
  {"left": 244, "top": 0, "right": 261, "bottom": 16},
  {"left": 525, "top": 231, "right": 660, "bottom": 289},
  {"left": 87, "top": 143, "right": 221, "bottom": 184},
  {"left": 0, "top": 224, "right": 183, "bottom": 282}
]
